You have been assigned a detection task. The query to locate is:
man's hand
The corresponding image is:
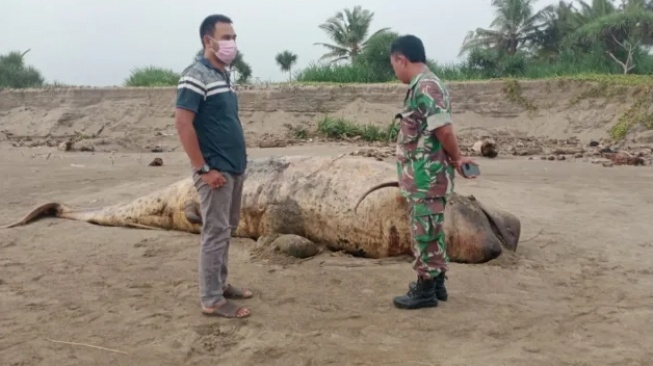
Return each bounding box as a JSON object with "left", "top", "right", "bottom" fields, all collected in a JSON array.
[
  {"left": 451, "top": 156, "right": 479, "bottom": 179},
  {"left": 201, "top": 170, "right": 227, "bottom": 188}
]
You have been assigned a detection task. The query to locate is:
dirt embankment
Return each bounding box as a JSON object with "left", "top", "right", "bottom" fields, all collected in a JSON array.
[{"left": 0, "top": 80, "right": 652, "bottom": 164}]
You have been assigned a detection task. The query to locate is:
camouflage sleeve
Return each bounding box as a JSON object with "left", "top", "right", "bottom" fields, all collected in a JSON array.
[{"left": 414, "top": 79, "right": 452, "bottom": 132}]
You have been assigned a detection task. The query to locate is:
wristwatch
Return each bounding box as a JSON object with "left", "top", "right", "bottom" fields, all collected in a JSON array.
[{"left": 195, "top": 163, "right": 210, "bottom": 175}]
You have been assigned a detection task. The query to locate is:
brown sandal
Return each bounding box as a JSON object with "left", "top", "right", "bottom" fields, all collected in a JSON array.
[
  {"left": 223, "top": 284, "right": 253, "bottom": 299},
  {"left": 201, "top": 300, "right": 251, "bottom": 319}
]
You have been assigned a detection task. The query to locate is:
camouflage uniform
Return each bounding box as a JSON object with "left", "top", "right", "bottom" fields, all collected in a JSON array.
[{"left": 395, "top": 71, "right": 454, "bottom": 280}]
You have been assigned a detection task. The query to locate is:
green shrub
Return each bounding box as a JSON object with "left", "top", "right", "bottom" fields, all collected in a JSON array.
[
  {"left": 124, "top": 66, "right": 180, "bottom": 87},
  {"left": 0, "top": 50, "right": 44, "bottom": 89},
  {"left": 296, "top": 62, "right": 389, "bottom": 83}
]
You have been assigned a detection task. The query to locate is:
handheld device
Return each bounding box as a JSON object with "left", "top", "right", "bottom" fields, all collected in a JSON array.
[{"left": 461, "top": 162, "right": 480, "bottom": 178}]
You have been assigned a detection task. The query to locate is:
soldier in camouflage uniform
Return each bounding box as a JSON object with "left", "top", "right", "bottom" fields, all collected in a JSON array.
[{"left": 389, "top": 35, "right": 478, "bottom": 310}]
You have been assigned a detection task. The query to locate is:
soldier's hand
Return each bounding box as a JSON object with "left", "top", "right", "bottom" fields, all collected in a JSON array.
[{"left": 452, "top": 157, "right": 478, "bottom": 179}]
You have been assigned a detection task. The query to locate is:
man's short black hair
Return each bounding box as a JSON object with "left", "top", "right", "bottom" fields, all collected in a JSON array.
[
  {"left": 390, "top": 35, "right": 426, "bottom": 63},
  {"left": 199, "top": 14, "right": 232, "bottom": 46}
]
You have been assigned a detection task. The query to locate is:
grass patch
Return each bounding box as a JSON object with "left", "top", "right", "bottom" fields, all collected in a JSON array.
[
  {"left": 294, "top": 68, "right": 653, "bottom": 86},
  {"left": 285, "top": 116, "right": 399, "bottom": 143},
  {"left": 609, "top": 92, "right": 653, "bottom": 140},
  {"left": 551, "top": 73, "right": 653, "bottom": 86},
  {"left": 316, "top": 116, "right": 399, "bottom": 142},
  {"left": 295, "top": 63, "right": 390, "bottom": 84},
  {"left": 502, "top": 79, "right": 538, "bottom": 114},
  {"left": 285, "top": 124, "right": 311, "bottom": 140},
  {"left": 295, "top": 61, "right": 480, "bottom": 84}
]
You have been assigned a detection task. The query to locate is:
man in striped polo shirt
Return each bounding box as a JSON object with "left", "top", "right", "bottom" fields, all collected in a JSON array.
[{"left": 174, "top": 14, "right": 251, "bottom": 319}]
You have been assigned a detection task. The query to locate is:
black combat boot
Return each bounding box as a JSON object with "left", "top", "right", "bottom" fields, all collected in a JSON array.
[
  {"left": 409, "top": 273, "right": 448, "bottom": 301},
  {"left": 434, "top": 273, "right": 448, "bottom": 301},
  {"left": 393, "top": 276, "right": 438, "bottom": 309}
]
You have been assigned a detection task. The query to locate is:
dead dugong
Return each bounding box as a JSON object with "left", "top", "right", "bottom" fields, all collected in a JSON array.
[{"left": 1, "top": 154, "right": 521, "bottom": 263}]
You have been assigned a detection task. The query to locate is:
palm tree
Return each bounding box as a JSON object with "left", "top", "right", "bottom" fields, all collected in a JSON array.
[
  {"left": 314, "top": 6, "right": 390, "bottom": 63},
  {"left": 459, "top": 0, "right": 550, "bottom": 56},
  {"left": 534, "top": 1, "right": 577, "bottom": 59},
  {"left": 619, "top": 0, "right": 653, "bottom": 10},
  {"left": 573, "top": 0, "right": 617, "bottom": 24},
  {"left": 570, "top": 10, "right": 653, "bottom": 73},
  {"left": 275, "top": 50, "right": 298, "bottom": 80}
]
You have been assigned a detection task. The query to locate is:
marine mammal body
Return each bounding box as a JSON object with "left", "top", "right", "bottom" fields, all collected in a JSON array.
[{"left": 2, "top": 155, "right": 521, "bottom": 263}]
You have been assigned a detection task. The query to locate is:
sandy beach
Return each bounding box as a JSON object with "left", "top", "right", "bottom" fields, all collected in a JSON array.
[{"left": 1, "top": 81, "right": 652, "bottom": 365}]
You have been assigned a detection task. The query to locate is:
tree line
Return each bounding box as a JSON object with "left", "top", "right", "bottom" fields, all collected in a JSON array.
[
  {"left": 3, "top": 0, "right": 653, "bottom": 88},
  {"left": 299, "top": 0, "right": 653, "bottom": 82},
  {"left": 0, "top": 45, "right": 299, "bottom": 88}
]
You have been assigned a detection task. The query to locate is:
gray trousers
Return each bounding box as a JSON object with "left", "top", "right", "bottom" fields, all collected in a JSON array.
[{"left": 193, "top": 171, "right": 245, "bottom": 308}]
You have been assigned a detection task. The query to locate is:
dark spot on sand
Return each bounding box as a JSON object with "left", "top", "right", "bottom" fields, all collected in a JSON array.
[
  {"left": 349, "top": 248, "right": 367, "bottom": 258},
  {"left": 334, "top": 237, "right": 366, "bottom": 257}
]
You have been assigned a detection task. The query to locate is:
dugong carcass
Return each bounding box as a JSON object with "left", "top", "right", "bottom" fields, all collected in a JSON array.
[{"left": 1, "top": 155, "right": 521, "bottom": 263}]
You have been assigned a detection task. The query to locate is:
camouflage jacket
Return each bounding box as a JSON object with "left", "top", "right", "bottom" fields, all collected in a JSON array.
[{"left": 395, "top": 71, "right": 455, "bottom": 211}]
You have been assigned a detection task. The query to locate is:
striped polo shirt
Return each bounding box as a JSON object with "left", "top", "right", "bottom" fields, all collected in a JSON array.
[{"left": 175, "top": 56, "right": 247, "bottom": 176}]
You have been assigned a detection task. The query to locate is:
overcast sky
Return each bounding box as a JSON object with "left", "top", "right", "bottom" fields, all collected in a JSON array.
[{"left": 1, "top": 0, "right": 559, "bottom": 86}]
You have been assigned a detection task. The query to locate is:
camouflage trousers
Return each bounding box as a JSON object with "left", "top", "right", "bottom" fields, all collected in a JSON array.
[{"left": 408, "top": 197, "right": 449, "bottom": 279}]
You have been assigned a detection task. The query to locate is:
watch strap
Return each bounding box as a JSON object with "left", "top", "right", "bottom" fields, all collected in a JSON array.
[{"left": 195, "top": 163, "right": 210, "bottom": 175}]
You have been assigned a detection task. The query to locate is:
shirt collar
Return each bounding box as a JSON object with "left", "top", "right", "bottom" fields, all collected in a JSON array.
[
  {"left": 197, "top": 55, "right": 230, "bottom": 79},
  {"left": 198, "top": 55, "right": 218, "bottom": 71},
  {"left": 408, "top": 72, "right": 424, "bottom": 90}
]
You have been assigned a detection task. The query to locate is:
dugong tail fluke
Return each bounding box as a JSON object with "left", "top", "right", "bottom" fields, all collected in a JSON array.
[
  {"left": 0, "top": 202, "right": 159, "bottom": 230},
  {"left": 1, "top": 176, "right": 201, "bottom": 232},
  {"left": 1, "top": 202, "right": 65, "bottom": 229}
]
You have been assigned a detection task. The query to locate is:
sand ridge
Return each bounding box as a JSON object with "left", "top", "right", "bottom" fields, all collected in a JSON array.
[{"left": 1, "top": 80, "right": 652, "bottom": 154}]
